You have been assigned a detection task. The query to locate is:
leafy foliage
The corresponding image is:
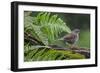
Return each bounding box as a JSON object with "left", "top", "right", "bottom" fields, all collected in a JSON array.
[
  {"left": 24, "top": 12, "right": 85, "bottom": 61},
  {"left": 24, "top": 45, "right": 85, "bottom": 61},
  {"left": 24, "top": 12, "right": 71, "bottom": 45}
]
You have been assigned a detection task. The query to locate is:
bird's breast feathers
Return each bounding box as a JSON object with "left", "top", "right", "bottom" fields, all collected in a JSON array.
[{"left": 64, "top": 33, "right": 79, "bottom": 44}]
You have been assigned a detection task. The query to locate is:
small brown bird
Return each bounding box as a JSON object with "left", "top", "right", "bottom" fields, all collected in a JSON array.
[{"left": 59, "top": 29, "right": 80, "bottom": 48}]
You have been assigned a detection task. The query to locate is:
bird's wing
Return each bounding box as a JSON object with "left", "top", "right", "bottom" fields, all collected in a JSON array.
[
  {"left": 63, "top": 33, "right": 77, "bottom": 44},
  {"left": 63, "top": 33, "right": 76, "bottom": 41}
]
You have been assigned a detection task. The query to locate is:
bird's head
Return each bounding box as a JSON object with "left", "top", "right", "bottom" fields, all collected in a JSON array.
[{"left": 72, "top": 29, "right": 80, "bottom": 34}]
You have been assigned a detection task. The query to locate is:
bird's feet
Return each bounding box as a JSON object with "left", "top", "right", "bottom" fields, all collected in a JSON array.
[{"left": 69, "top": 45, "right": 80, "bottom": 50}]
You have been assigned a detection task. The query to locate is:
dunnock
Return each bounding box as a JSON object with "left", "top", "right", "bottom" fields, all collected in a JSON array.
[{"left": 59, "top": 29, "right": 80, "bottom": 47}]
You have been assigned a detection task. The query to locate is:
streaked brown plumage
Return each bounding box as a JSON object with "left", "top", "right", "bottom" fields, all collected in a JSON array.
[{"left": 60, "top": 29, "right": 80, "bottom": 45}]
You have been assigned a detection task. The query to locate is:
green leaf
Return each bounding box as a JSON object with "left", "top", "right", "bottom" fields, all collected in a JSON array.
[
  {"left": 24, "top": 47, "right": 85, "bottom": 61},
  {"left": 24, "top": 12, "right": 72, "bottom": 45}
]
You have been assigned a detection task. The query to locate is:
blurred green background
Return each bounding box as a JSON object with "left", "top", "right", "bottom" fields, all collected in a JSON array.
[{"left": 31, "top": 12, "right": 90, "bottom": 48}]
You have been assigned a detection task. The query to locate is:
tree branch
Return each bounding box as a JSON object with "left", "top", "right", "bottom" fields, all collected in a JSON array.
[{"left": 48, "top": 45, "right": 90, "bottom": 58}]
